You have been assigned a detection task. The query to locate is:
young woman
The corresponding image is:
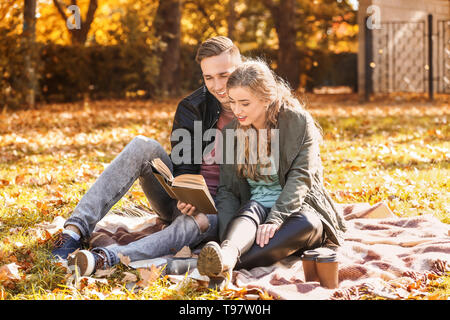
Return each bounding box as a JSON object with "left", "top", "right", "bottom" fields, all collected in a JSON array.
[{"left": 196, "top": 59, "right": 347, "bottom": 282}]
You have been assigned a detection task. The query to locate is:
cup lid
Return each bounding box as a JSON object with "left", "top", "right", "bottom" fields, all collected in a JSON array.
[
  {"left": 301, "top": 250, "right": 320, "bottom": 261},
  {"left": 316, "top": 252, "right": 337, "bottom": 263}
]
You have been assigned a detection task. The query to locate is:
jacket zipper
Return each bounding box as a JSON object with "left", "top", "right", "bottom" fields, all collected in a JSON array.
[{"left": 209, "top": 109, "right": 220, "bottom": 129}]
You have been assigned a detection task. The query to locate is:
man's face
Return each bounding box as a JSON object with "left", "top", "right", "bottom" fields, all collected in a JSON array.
[{"left": 200, "top": 51, "right": 240, "bottom": 106}]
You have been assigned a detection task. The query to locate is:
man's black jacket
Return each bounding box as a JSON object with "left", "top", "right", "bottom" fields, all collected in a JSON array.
[{"left": 170, "top": 86, "right": 222, "bottom": 177}]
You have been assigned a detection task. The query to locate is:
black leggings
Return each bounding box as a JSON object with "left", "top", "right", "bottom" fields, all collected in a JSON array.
[{"left": 222, "top": 200, "right": 325, "bottom": 270}]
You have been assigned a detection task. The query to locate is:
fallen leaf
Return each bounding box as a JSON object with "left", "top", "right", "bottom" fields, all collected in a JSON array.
[
  {"left": 15, "top": 174, "right": 27, "bottom": 185},
  {"left": 259, "top": 290, "right": 274, "bottom": 300},
  {"left": 122, "top": 272, "right": 138, "bottom": 283},
  {"left": 427, "top": 293, "right": 447, "bottom": 300},
  {"left": 94, "top": 267, "right": 116, "bottom": 278},
  {"left": 137, "top": 265, "right": 160, "bottom": 288},
  {"left": 0, "top": 263, "right": 21, "bottom": 282},
  {"left": 0, "top": 250, "right": 7, "bottom": 261},
  {"left": 174, "top": 246, "right": 192, "bottom": 258},
  {"left": 118, "top": 253, "right": 131, "bottom": 266},
  {"left": 0, "top": 179, "right": 9, "bottom": 187}
]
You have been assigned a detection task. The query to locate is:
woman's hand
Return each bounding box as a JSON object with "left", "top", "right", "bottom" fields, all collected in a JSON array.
[
  {"left": 256, "top": 223, "right": 279, "bottom": 248},
  {"left": 177, "top": 200, "right": 198, "bottom": 216}
]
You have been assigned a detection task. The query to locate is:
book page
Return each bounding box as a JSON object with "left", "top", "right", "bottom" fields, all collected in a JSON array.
[
  {"left": 173, "top": 174, "right": 206, "bottom": 188},
  {"left": 151, "top": 158, "right": 174, "bottom": 182},
  {"left": 153, "top": 173, "right": 178, "bottom": 199}
]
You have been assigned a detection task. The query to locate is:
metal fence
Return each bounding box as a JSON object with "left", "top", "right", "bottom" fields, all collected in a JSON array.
[
  {"left": 437, "top": 20, "right": 450, "bottom": 93},
  {"left": 372, "top": 21, "right": 427, "bottom": 93},
  {"left": 365, "top": 15, "right": 450, "bottom": 98}
]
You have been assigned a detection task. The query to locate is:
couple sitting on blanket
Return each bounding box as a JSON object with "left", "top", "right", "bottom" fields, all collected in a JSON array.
[{"left": 51, "top": 36, "right": 347, "bottom": 287}]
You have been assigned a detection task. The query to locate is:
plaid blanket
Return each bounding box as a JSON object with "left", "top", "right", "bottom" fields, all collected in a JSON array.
[
  {"left": 44, "top": 202, "right": 449, "bottom": 299},
  {"left": 231, "top": 203, "right": 450, "bottom": 299}
]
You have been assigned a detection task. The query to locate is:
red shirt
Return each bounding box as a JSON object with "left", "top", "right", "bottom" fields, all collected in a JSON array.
[{"left": 200, "top": 107, "right": 235, "bottom": 197}]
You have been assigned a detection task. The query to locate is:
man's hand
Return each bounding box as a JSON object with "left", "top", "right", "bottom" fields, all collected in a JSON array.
[
  {"left": 177, "top": 201, "right": 209, "bottom": 232},
  {"left": 177, "top": 200, "right": 198, "bottom": 216},
  {"left": 256, "top": 224, "right": 279, "bottom": 248}
]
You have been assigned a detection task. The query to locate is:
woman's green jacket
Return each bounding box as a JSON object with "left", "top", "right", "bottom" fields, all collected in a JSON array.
[{"left": 215, "top": 104, "right": 347, "bottom": 246}]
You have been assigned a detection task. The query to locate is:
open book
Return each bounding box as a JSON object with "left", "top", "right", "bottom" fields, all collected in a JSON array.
[{"left": 150, "top": 158, "right": 217, "bottom": 214}]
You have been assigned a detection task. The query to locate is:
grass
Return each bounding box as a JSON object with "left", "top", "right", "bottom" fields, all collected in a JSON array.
[{"left": 0, "top": 93, "right": 449, "bottom": 300}]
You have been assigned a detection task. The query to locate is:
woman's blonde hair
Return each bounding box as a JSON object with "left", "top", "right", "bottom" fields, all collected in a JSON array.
[{"left": 226, "top": 58, "right": 303, "bottom": 181}]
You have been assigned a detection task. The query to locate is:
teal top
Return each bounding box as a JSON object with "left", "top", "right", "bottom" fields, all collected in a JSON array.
[
  {"left": 246, "top": 157, "right": 282, "bottom": 208},
  {"left": 247, "top": 174, "right": 282, "bottom": 208}
]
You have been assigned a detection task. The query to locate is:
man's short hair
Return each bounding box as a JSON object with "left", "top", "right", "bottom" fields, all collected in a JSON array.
[{"left": 195, "top": 36, "right": 241, "bottom": 64}]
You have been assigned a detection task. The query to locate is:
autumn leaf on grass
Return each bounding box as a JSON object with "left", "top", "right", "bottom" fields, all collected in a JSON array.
[
  {"left": 34, "top": 216, "right": 66, "bottom": 237},
  {"left": 259, "top": 290, "right": 274, "bottom": 300},
  {"left": 0, "top": 263, "right": 21, "bottom": 284},
  {"left": 174, "top": 246, "right": 192, "bottom": 258},
  {"left": 118, "top": 253, "right": 131, "bottom": 266},
  {"left": 137, "top": 265, "right": 161, "bottom": 288},
  {"left": 0, "top": 179, "right": 9, "bottom": 187},
  {"left": 94, "top": 267, "right": 116, "bottom": 278},
  {"left": 427, "top": 293, "right": 447, "bottom": 300},
  {"left": 36, "top": 201, "right": 49, "bottom": 215},
  {"left": 223, "top": 287, "right": 247, "bottom": 299},
  {"left": 15, "top": 174, "right": 27, "bottom": 185},
  {"left": 122, "top": 272, "right": 138, "bottom": 283},
  {"left": 0, "top": 250, "right": 8, "bottom": 263}
]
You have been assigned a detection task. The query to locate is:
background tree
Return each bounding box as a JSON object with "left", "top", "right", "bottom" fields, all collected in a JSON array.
[
  {"left": 261, "top": 0, "right": 300, "bottom": 89},
  {"left": 0, "top": 0, "right": 358, "bottom": 109},
  {"left": 52, "top": 0, "right": 98, "bottom": 45},
  {"left": 227, "top": 0, "right": 237, "bottom": 40},
  {"left": 154, "top": 0, "right": 181, "bottom": 97},
  {"left": 23, "top": 0, "right": 38, "bottom": 108}
]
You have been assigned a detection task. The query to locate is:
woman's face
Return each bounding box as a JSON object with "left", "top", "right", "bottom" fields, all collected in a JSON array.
[{"left": 228, "top": 86, "right": 268, "bottom": 129}]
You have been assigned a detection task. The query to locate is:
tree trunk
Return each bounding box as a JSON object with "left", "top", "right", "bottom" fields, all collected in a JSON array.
[
  {"left": 53, "top": 0, "right": 98, "bottom": 45},
  {"left": 23, "top": 0, "right": 37, "bottom": 108},
  {"left": 227, "top": 0, "right": 237, "bottom": 40},
  {"left": 154, "top": 0, "right": 181, "bottom": 97},
  {"left": 263, "top": 0, "right": 300, "bottom": 90}
]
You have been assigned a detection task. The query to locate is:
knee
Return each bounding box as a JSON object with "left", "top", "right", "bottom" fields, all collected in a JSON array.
[
  {"left": 171, "top": 213, "right": 208, "bottom": 233},
  {"left": 234, "top": 200, "right": 268, "bottom": 226},
  {"left": 131, "top": 135, "right": 160, "bottom": 151},
  {"left": 301, "top": 217, "right": 316, "bottom": 235},
  {"left": 291, "top": 212, "right": 323, "bottom": 248},
  {"left": 193, "top": 213, "right": 210, "bottom": 233},
  {"left": 297, "top": 213, "right": 322, "bottom": 236}
]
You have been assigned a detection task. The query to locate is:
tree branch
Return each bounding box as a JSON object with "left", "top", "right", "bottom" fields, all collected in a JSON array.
[
  {"left": 52, "top": 0, "right": 68, "bottom": 21},
  {"left": 52, "top": 0, "right": 97, "bottom": 45},
  {"left": 0, "top": 1, "right": 15, "bottom": 21},
  {"left": 84, "top": 0, "right": 98, "bottom": 31}
]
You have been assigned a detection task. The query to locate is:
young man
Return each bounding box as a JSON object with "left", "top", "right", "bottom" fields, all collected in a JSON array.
[{"left": 52, "top": 36, "right": 242, "bottom": 276}]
